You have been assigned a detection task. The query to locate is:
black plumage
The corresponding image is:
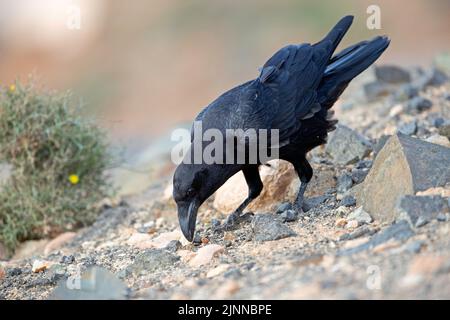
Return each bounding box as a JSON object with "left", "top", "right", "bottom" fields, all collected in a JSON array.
[{"left": 173, "top": 15, "right": 390, "bottom": 241}]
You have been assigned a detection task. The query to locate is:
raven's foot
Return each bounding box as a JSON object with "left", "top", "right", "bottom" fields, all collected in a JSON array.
[
  {"left": 276, "top": 202, "right": 303, "bottom": 222},
  {"left": 214, "top": 211, "right": 254, "bottom": 232}
]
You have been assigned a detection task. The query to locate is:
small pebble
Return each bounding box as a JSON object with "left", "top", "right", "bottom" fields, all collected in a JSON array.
[
  {"left": 223, "top": 268, "right": 242, "bottom": 279},
  {"left": 32, "top": 260, "right": 51, "bottom": 273},
  {"left": 193, "top": 234, "right": 202, "bottom": 245},
  {"left": 405, "top": 240, "right": 425, "bottom": 254},
  {"left": 211, "top": 219, "right": 221, "bottom": 228},
  {"left": 60, "top": 255, "right": 75, "bottom": 264},
  {"left": 7, "top": 267, "right": 23, "bottom": 277},
  {"left": 355, "top": 159, "right": 373, "bottom": 169},
  {"left": 276, "top": 202, "right": 293, "bottom": 214},
  {"left": 280, "top": 209, "right": 298, "bottom": 222},
  {"left": 398, "top": 121, "right": 417, "bottom": 136},
  {"left": 337, "top": 173, "right": 353, "bottom": 194},
  {"left": 340, "top": 195, "right": 356, "bottom": 207},
  {"left": 436, "top": 213, "right": 448, "bottom": 222},
  {"left": 335, "top": 218, "right": 347, "bottom": 228},
  {"left": 346, "top": 220, "right": 359, "bottom": 229},
  {"left": 165, "top": 240, "right": 182, "bottom": 252},
  {"left": 415, "top": 216, "right": 429, "bottom": 228},
  {"left": 406, "top": 96, "right": 433, "bottom": 113}
]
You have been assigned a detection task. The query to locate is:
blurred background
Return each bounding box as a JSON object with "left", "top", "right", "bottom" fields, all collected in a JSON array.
[{"left": 0, "top": 0, "right": 449, "bottom": 143}]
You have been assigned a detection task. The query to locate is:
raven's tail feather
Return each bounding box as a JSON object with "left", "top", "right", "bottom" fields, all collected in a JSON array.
[
  {"left": 318, "top": 35, "right": 390, "bottom": 109},
  {"left": 314, "top": 15, "right": 354, "bottom": 59}
]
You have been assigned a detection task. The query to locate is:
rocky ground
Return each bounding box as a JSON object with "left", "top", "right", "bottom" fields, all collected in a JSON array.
[{"left": 1, "top": 64, "right": 450, "bottom": 300}]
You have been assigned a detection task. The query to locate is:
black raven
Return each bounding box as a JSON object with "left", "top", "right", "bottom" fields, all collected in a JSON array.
[{"left": 173, "top": 15, "right": 389, "bottom": 241}]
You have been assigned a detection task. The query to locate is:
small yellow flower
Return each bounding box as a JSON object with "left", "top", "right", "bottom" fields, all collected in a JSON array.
[
  {"left": 9, "top": 84, "right": 15, "bottom": 92},
  {"left": 68, "top": 174, "right": 79, "bottom": 185}
]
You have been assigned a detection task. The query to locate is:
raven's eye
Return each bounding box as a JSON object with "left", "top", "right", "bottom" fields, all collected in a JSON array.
[{"left": 186, "top": 188, "right": 195, "bottom": 197}]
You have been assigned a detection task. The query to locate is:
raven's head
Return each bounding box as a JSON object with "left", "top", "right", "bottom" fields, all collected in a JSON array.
[{"left": 173, "top": 163, "right": 212, "bottom": 241}]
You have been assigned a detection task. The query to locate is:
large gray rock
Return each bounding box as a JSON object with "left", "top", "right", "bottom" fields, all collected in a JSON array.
[
  {"left": 252, "top": 214, "right": 296, "bottom": 242},
  {"left": 325, "top": 125, "right": 372, "bottom": 165},
  {"left": 357, "top": 133, "right": 450, "bottom": 223},
  {"left": 396, "top": 195, "right": 450, "bottom": 228}
]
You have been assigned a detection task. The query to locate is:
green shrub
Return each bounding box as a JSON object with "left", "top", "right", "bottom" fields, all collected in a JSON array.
[{"left": 0, "top": 81, "right": 110, "bottom": 252}]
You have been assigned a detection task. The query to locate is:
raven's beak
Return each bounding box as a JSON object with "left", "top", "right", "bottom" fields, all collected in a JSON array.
[{"left": 177, "top": 199, "right": 200, "bottom": 242}]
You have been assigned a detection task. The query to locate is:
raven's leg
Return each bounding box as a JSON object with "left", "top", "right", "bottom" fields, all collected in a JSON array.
[
  {"left": 219, "top": 165, "right": 263, "bottom": 231},
  {"left": 292, "top": 157, "right": 313, "bottom": 212}
]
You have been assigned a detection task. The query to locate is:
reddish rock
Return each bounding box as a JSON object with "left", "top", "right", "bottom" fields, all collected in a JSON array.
[
  {"left": 189, "top": 244, "right": 224, "bottom": 267},
  {"left": 32, "top": 260, "right": 53, "bottom": 273},
  {"left": 44, "top": 232, "right": 77, "bottom": 255},
  {"left": 213, "top": 160, "right": 296, "bottom": 214}
]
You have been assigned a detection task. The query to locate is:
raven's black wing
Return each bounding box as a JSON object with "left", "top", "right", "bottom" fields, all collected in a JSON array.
[
  {"left": 190, "top": 16, "right": 354, "bottom": 144},
  {"left": 245, "top": 16, "right": 353, "bottom": 144}
]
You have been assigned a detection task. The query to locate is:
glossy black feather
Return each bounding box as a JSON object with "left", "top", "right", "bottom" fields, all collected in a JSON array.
[{"left": 190, "top": 15, "right": 389, "bottom": 155}]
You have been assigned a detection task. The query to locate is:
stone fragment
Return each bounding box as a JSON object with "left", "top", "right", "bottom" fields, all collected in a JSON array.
[
  {"left": 325, "top": 125, "right": 372, "bottom": 165},
  {"left": 335, "top": 218, "right": 348, "bottom": 228},
  {"left": 44, "top": 232, "right": 77, "bottom": 255},
  {"left": 438, "top": 124, "right": 450, "bottom": 140},
  {"left": 338, "top": 220, "right": 414, "bottom": 256},
  {"left": 340, "top": 195, "right": 356, "bottom": 207},
  {"left": 252, "top": 214, "right": 296, "bottom": 242},
  {"left": 425, "top": 134, "right": 450, "bottom": 148},
  {"left": 280, "top": 210, "right": 298, "bottom": 222},
  {"left": 347, "top": 207, "right": 373, "bottom": 225},
  {"left": 206, "top": 264, "right": 230, "bottom": 278},
  {"left": 339, "top": 226, "right": 375, "bottom": 241},
  {"left": 405, "top": 96, "right": 432, "bottom": 114},
  {"left": 32, "top": 260, "right": 52, "bottom": 273},
  {"left": 351, "top": 168, "right": 369, "bottom": 184},
  {"left": 398, "top": 121, "right": 417, "bottom": 136},
  {"left": 396, "top": 195, "right": 449, "bottom": 228},
  {"left": 127, "top": 230, "right": 185, "bottom": 249},
  {"left": 375, "top": 65, "right": 411, "bottom": 84},
  {"left": 346, "top": 220, "right": 359, "bottom": 229},
  {"left": 189, "top": 244, "right": 224, "bottom": 268},
  {"left": 363, "top": 82, "right": 393, "bottom": 101},
  {"left": 337, "top": 173, "right": 353, "bottom": 194},
  {"left": 302, "top": 194, "right": 330, "bottom": 212}
]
